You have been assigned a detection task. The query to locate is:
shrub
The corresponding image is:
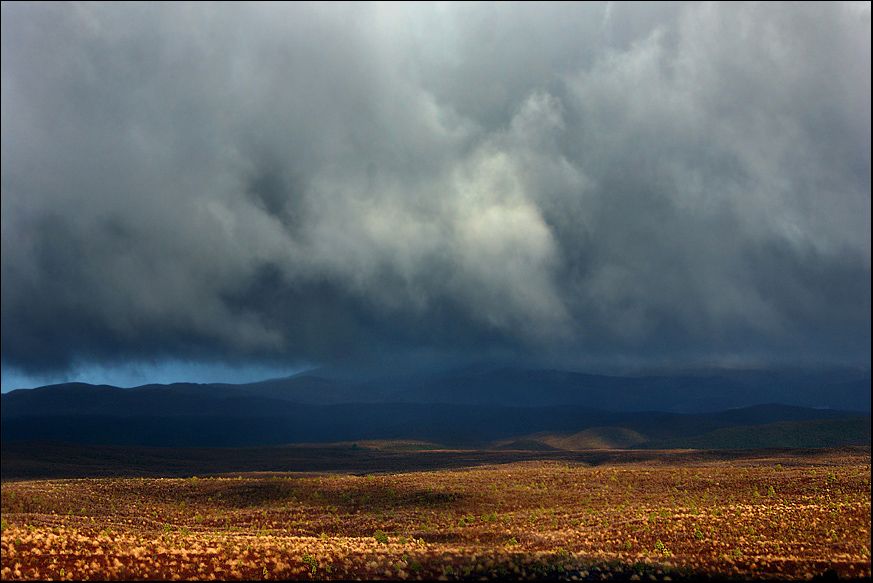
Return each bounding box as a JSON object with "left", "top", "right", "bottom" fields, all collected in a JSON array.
[
  {"left": 302, "top": 553, "right": 318, "bottom": 575},
  {"left": 654, "top": 540, "right": 672, "bottom": 557}
]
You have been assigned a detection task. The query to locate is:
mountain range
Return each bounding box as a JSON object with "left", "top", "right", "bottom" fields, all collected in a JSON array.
[{"left": 2, "top": 367, "right": 869, "bottom": 449}]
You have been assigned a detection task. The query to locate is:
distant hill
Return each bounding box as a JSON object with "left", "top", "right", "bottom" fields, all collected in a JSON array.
[
  {"left": 494, "top": 439, "right": 562, "bottom": 451},
  {"left": 2, "top": 399, "right": 868, "bottom": 450},
  {"left": 643, "top": 417, "right": 872, "bottom": 449},
  {"left": 383, "top": 367, "right": 871, "bottom": 412},
  {"left": 492, "top": 427, "right": 647, "bottom": 451},
  {"left": 491, "top": 416, "right": 871, "bottom": 451},
  {"left": 2, "top": 366, "right": 868, "bottom": 448},
  {"left": 3, "top": 366, "right": 869, "bottom": 415},
  {"left": 536, "top": 427, "right": 649, "bottom": 450}
]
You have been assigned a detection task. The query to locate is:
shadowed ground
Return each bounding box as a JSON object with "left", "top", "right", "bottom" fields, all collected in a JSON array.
[{"left": 2, "top": 442, "right": 869, "bottom": 480}]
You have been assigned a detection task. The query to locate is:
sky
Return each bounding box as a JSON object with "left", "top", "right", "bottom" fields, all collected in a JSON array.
[{"left": 1, "top": 2, "right": 871, "bottom": 392}]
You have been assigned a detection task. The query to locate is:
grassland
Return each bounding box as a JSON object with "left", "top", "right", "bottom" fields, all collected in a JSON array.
[{"left": 1, "top": 449, "right": 870, "bottom": 581}]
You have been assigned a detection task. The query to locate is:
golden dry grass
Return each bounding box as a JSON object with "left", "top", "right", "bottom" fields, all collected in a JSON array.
[{"left": 1, "top": 452, "right": 870, "bottom": 580}]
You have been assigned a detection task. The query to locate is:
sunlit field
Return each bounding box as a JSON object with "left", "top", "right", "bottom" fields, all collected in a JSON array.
[{"left": 1, "top": 449, "right": 869, "bottom": 581}]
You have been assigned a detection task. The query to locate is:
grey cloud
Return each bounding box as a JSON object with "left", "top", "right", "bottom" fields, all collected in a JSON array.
[{"left": 1, "top": 2, "right": 870, "bottom": 374}]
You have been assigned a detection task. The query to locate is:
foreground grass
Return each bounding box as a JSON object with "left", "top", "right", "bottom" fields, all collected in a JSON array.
[{"left": 1, "top": 452, "right": 870, "bottom": 580}]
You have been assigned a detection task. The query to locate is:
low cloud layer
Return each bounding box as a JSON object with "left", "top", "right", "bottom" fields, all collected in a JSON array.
[{"left": 2, "top": 2, "right": 870, "bottom": 375}]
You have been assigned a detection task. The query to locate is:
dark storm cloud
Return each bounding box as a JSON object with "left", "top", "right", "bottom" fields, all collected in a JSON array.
[{"left": 2, "top": 2, "right": 870, "bottom": 374}]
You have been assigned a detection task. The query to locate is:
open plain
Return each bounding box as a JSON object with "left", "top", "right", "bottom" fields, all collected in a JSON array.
[{"left": 1, "top": 447, "right": 869, "bottom": 581}]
